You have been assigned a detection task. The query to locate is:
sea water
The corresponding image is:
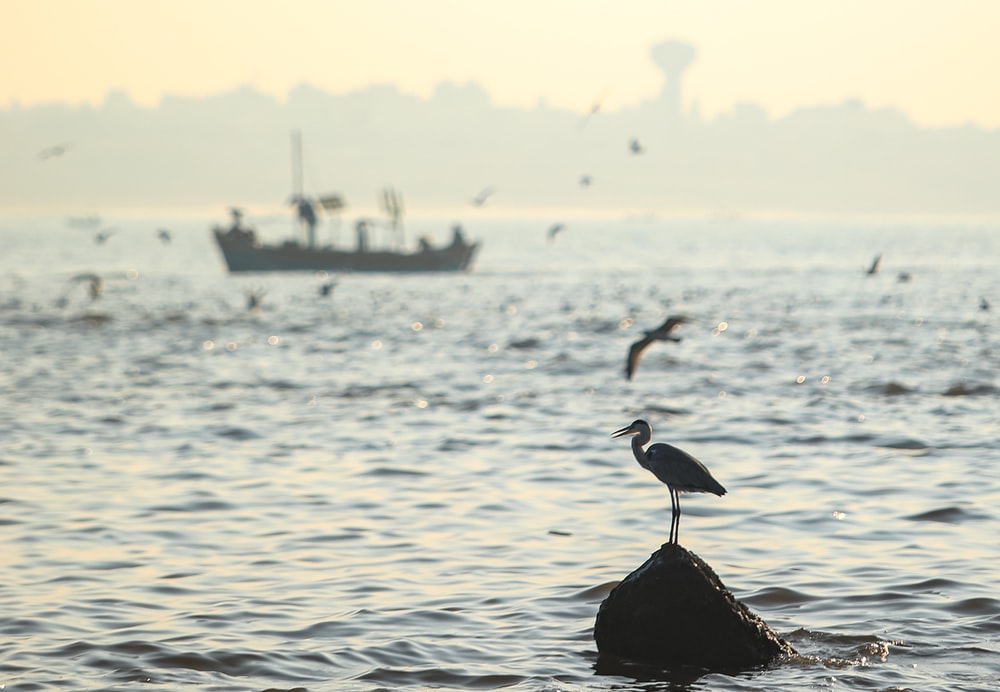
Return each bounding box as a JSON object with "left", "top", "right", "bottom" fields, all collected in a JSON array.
[{"left": 1, "top": 214, "right": 998, "bottom": 690}]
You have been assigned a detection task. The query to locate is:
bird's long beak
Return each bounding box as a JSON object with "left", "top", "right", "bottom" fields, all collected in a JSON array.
[{"left": 611, "top": 425, "right": 636, "bottom": 438}]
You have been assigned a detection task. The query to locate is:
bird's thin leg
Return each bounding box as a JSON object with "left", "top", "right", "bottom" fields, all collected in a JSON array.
[
  {"left": 668, "top": 488, "right": 678, "bottom": 544},
  {"left": 673, "top": 490, "right": 682, "bottom": 545}
]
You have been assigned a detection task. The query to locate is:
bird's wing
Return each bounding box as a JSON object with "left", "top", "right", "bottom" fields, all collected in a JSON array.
[
  {"left": 625, "top": 336, "right": 654, "bottom": 380},
  {"left": 473, "top": 187, "right": 495, "bottom": 205},
  {"left": 654, "top": 315, "right": 687, "bottom": 335},
  {"left": 647, "top": 443, "right": 727, "bottom": 495},
  {"left": 70, "top": 273, "right": 101, "bottom": 283}
]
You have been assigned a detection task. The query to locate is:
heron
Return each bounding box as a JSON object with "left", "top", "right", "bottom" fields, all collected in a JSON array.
[
  {"left": 625, "top": 314, "right": 687, "bottom": 380},
  {"left": 611, "top": 419, "right": 726, "bottom": 544}
]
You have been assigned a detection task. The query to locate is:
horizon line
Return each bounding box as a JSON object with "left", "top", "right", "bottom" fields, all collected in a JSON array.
[{"left": 4, "top": 81, "right": 996, "bottom": 133}]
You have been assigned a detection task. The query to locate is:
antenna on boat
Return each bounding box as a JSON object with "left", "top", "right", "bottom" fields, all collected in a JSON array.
[
  {"left": 291, "top": 130, "right": 303, "bottom": 204},
  {"left": 380, "top": 186, "right": 405, "bottom": 249}
]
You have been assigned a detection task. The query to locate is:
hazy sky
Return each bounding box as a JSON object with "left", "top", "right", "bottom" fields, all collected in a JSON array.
[{"left": 5, "top": 1, "right": 998, "bottom": 128}]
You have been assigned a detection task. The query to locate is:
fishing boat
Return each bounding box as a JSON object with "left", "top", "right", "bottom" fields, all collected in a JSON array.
[
  {"left": 213, "top": 208, "right": 480, "bottom": 273},
  {"left": 212, "top": 131, "right": 480, "bottom": 273}
]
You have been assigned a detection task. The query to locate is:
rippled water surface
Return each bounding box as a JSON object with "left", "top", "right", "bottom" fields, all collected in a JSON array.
[{"left": 2, "top": 215, "right": 999, "bottom": 691}]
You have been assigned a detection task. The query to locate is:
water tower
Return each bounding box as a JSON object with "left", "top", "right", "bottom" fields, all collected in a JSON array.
[{"left": 650, "top": 40, "right": 696, "bottom": 121}]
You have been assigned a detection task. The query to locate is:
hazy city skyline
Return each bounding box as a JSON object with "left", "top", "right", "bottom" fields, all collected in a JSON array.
[
  {"left": 5, "top": 45, "right": 998, "bottom": 219},
  {"left": 5, "top": 1, "right": 1000, "bottom": 128}
]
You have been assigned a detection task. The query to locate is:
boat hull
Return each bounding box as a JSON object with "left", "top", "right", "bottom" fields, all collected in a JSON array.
[{"left": 213, "top": 228, "right": 479, "bottom": 273}]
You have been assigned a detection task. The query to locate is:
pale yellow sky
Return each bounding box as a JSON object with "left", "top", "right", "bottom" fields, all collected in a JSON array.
[{"left": 4, "top": 0, "right": 999, "bottom": 128}]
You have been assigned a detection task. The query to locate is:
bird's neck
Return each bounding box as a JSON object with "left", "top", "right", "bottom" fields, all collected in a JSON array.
[{"left": 631, "top": 437, "right": 650, "bottom": 469}]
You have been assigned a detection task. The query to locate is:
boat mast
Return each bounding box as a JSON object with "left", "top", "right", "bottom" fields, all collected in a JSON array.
[{"left": 291, "top": 130, "right": 317, "bottom": 247}]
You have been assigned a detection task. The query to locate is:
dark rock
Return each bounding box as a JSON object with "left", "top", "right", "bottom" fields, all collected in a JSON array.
[{"left": 594, "top": 543, "right": 796, "bottom": 671}]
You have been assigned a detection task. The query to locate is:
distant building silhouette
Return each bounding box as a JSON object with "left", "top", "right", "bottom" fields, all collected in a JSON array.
[{"left": 650, "top": 40, "right": 696, "bottom": 122}]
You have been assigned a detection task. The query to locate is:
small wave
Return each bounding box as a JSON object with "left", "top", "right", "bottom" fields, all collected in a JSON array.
[
  {"left": 300, "top": 531, "right": 365, "bottom": 543},
  {"left": 573, "top": 581, "right": 619, "bottom": 600},
  {"left": 437, "top": 436, "right": 480, "bottom": 451},
  {"left": 943, "top": 597, "right": 1000, "bottom": 616},
  {"left": 357, "top": 667, "right": 526, "bottom": 689},
  {"left": 86, "top": 560, "right": 144, "bottom": 571},
  {"left": 866, "top": 381, "right": 916, "bottom": 396},
  {"left": 148, "top": 649, "right": 286, "bottom": 678},
  {"left": 0, "top": 617, "right": 59, "bottom": 635},
  {"left": 340, "top": 382, "right": 418, "bottom": 399},
  {"left": 743, "top": 586, "right": 820, "bottom": 608},
  {"left": 789, "top": 435, "right": 829, "bottom": 445},
  {"left": 892, "top": 577, "right": 964, "bottom": 592},
  {"left": 594, "top": 651, "right": 714, "bottom": 685},
  {"left": 878, "top": 438, "right": 931, "bottom": 450},
  {"left": 625, "top": 404, "right": 689, "bottom": 418},
  {"left": 68, "top": 312, "right": 113, "bottom": 326},
  {"left": 152, "top": 471, "right": 219, "bottom": 481},
  {"left": 941, "top": 382, "right": 997, "bottom": 397},
  {"left": 214, "top": 427, "right": 261, "bottom": 440},
  {"left": 362, "top": 466, "right": 428, "bottom": 477},
  {"left": 843, "top": 433, "right": 878, "bottom": 443},
  {"left": 148, "top": 500, "right": 234, "bottom": 513},
  {"left": 904, "top": 506, "right": 988, "bottom": 523},
  {"left": 260, "top": 379, "right": 301, "bottom": 390}
]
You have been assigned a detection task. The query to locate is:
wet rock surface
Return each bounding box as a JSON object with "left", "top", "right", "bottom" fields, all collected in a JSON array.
[{"left": 595, "top": 543, "right": 796, "bottom": 671}]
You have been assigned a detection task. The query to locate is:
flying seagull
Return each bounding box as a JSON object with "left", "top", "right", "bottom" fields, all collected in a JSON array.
[
  {"left": 245, "top": 288, "right": 266, "bottom": 313},
  {"left": 38, "top": 142, "right": 73, "bottom": 161},
  {"left": 625, "top": 314, "right": 688, "bottom": 380},
  {"left": 866, "top": 253, "right": 882, "bottom": 275},
  {"left": 319, "top": 279, "right": 338, "bottom": 297},
  {"left": 580, "top": 91, "right": 609, "bottom": 126},
  {"left": 94, "top": 228, "right": 116, "bottom": 244},
  {"left": 471, "top": 187, "right": 495, "bottom": 207},
  {"left": 70, "top": 272, "right": 104, "bottom": 301}
]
